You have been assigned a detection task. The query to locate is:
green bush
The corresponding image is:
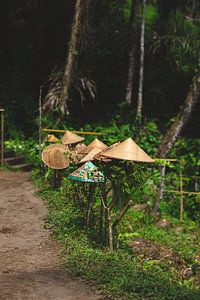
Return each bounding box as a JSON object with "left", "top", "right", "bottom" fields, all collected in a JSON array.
[{"left": 32, "top": 172, "right": 200, "bottom": 300}]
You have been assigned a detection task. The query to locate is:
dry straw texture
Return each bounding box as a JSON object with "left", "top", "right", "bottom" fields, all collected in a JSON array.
[
  {"left": 79, "top": 147, "right": 102, "bottom": 164},
  {"left": 74, "top": 142, "right": 87, "bottom": 153},
  {"left": 42, "top": 144, "right": 70, "bottom": 169},
  {"left": 61, "top": 130, "right": 85, "bottom": 145},
  {"left": 82, "top": 138, "right": 107, "bottom": 153},
  {"left": 44, "top": 134, "right": 59, "bottom": 142},
  {"left": 94, "top": 142, "right": 120, "bottom": 162},
  {"left": 101, "top": 138, "right": 155, "bottom": 163}
]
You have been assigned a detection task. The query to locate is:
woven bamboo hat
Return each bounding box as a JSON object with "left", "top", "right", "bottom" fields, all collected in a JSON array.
[
  {"left": 61, "top": 130, "right": 85, "bottom": 145},
  {"left": 74, "top": 142, "right": 87, "bottom": 153},
  {"left": 101, "top": 138, "right": 155, "bottom": 163},
  {"left": 83, "top": 138, "right": 107, "bottom": 154},
  {"left": 42, "top": 144, "right": 70, "bottom": 169},
  {"left": 94, "top": 142, "right": 120, "bottom": 162},
  {"left": 44, "top": 134, "right": 59, "bottom": 142},
  {"left": 79, "top": 147, "right": 102, "bottom": 164}
]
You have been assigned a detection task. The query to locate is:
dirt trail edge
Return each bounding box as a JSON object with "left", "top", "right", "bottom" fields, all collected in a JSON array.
[{"left": 0, "top": 170, "right": 105, "bottom": 300}]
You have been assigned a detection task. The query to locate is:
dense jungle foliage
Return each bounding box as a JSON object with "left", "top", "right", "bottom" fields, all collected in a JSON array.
[{"left": 0, "top": 0, "right": 200, "bottom": 137}]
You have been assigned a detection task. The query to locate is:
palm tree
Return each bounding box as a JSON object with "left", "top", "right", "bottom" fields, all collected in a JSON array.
[{"left": 43, "top": 0, "right": 82, "bottom": 117}]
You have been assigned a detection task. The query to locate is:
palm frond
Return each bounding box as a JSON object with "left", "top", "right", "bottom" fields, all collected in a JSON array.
[
  {"left": 43, "top": 67, "right": 97, "bottom": 112},
  {"left": 42, "top": 67, "right": 63, "bottom": 113}
]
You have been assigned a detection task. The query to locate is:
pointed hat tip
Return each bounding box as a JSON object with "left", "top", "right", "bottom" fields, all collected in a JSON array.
[
  {"left": 62, "top": 130, "right": 85, "bottom": 145},
  {"left": 101, "top": 137, "right": 155, "bottom": 163}
]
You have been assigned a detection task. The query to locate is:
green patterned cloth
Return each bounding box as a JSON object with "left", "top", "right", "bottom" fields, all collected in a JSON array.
[{"left": 68, "top": 161, "right": 105, "bottom": 183}]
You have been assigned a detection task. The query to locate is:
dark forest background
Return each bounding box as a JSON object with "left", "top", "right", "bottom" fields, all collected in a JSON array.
[{"left": 0, "top": 0, "right": 200, "bottom": 137}]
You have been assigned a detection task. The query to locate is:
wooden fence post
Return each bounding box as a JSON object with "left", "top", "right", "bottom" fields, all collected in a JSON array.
[
  {"left": 0, "top": 109, "right": 4, "bottom": 168},
  {"left": 39, "top": 86, "right": 43, "bottom": 156}
]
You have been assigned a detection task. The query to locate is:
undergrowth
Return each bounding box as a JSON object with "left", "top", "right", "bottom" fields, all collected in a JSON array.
[{"left": 32, "top": 169, "right": 200, "bottom": 300}]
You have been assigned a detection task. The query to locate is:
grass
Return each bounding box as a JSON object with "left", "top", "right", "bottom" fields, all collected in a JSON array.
[{"left": 32, "top": 169, "right": 200, "bottom": 300}]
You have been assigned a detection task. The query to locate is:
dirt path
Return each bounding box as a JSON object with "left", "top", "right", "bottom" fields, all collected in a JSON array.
[{"left": 0, "top": 170, "right": 105, "bottom": 300}]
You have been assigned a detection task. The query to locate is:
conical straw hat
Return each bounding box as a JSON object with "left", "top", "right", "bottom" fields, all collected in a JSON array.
[
  {"left": 79, "top": 147, "right": 102, "bottom": 164},
  {"left": 94, "top": 142, "right": 120, "bottom": 162},
  {"left": 83, "top": 138, "right": 107, "bottom": 153},
  {"left": 68, "top": 161, "right": 105, "bottom": 183},
  {"left": 74, "top": 142, "right": 87, "bottom": 153},
  {"left": 61, "top": 130, "right": 85, "bottom": 145},
  {"left": 42, "top": 144, "right": 70, "bottom": 169},
  {"left": 44, "top": 134, "right": 59, "bottom": 142},
  {"left": 101, "top": 138, "right": 155, "bottom": 163}
]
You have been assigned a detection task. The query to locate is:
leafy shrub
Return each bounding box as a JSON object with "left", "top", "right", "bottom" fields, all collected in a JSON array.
[
  {"left": 5, "top": 132, "right": 41, "bottom": 166},
  {"left": 32, "top": 172, "right": 200, "bottom": 300}
]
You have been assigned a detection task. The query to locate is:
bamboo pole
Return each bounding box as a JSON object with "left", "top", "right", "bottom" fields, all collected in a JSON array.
[
  {"left": 1, "top": 109, "right": 4, "bottom": 167},
  {"left": 163, "top": 189, "right": 200, "bottom": 195},
  {"left": 180, "top": 162, "right": 183, "bottom": 223},
  {"left": 155, "top": 158, "right": 178, "bottom": 162},
  {"left": 42, "top": 128, "right": 102, "bottom": 135},
  {"left": 39, "top": 86, "right": 43, "bottom": 156}
]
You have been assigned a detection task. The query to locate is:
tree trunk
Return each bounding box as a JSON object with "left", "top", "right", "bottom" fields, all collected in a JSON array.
[
  {"left": 136, "top": 0, "right": 146, "bottom": 119},
  {"left": 157, "top": 73, "right": 200, "bottom": 158},
  {"left": 125, "top": 0, "right": 137, "bottom": 105},
  {"left": 105, "top": 205, "right": 109, "bottom": 247},
  {"left": 59, "top": 0, "right": 82, "bottom": 116},
  {"left": 86, "top": 184, "right": 95, "bottom": 229},
  {"left": 112, "top": 200, "right": 133, "bottom": 229},
  {"left": 190, "top": 0, "right": 196, "bottom": 18},
  {"left": 153, "top": 73, "right": 200, "bottom": 214},
  {"left": 99, "top": 200, "right": 104, "bottom": 242},
  {"left": 152, "top": 164, "right": 166, "bottom": 217}
]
